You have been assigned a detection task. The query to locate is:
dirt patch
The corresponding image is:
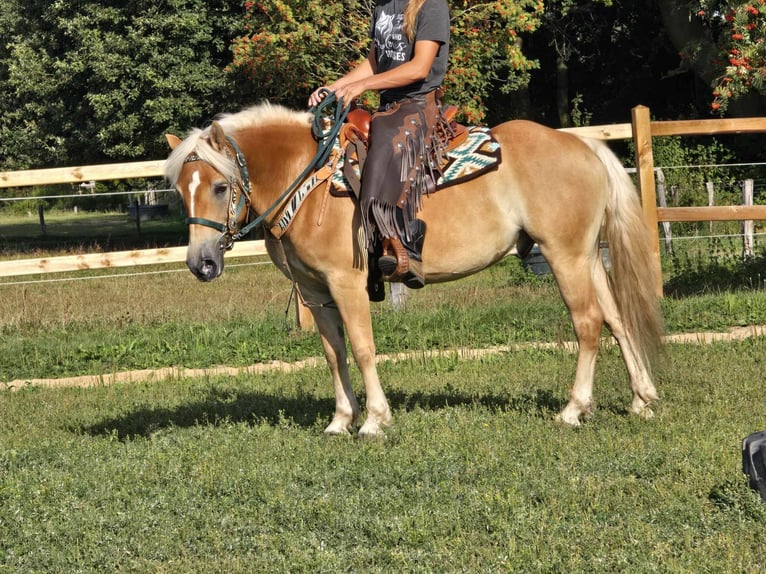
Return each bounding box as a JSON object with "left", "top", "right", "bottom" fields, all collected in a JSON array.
[{"left": 4, "top": 325, "right": 766, "bottom": 391}]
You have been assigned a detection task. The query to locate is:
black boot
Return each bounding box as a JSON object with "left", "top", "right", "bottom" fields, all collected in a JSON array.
[
  {"left": 367, "top": 241, "right": 386, "bottom": 302},
  {"left": 402, "top": 219, "right": 426, "bottom": 289}
]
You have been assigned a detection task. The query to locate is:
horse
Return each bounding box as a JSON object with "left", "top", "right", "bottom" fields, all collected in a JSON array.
[{"left": 165, "top": 101, "right": 663, "bottom": 438}]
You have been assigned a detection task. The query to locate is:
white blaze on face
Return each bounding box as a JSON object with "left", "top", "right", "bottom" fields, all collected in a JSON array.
[{"left": 187, "top": 170, "right": 201, "bottom": 217}]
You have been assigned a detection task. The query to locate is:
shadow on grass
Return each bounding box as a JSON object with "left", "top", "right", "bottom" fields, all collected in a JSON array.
[
  {"left": 77, "top": 387, "right": 566, "bottom": 440},
  {"left": 0, "top": 213, "right": 188, "bottom": 257},
  {"left": 387, "top": 387, "right": 565, "bottom": 417},
  {"left": 78, "top": 388, "right": 334, "bottom": 440}
]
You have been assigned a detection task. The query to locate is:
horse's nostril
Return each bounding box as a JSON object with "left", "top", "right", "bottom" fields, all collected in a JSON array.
[
  {"left": 189, "top": 257, "right": 219, "bottom": 282},
  {"left": 201, "top": 258, "right": 218, "bottom": 278}
]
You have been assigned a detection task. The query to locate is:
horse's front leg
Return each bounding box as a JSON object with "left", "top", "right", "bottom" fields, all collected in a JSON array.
[
  {"left": 331, "top": 283, "right": 392, "bottom": 438},
  {"left": 309, "top": 304, "right": 361, "bottom": 434}
]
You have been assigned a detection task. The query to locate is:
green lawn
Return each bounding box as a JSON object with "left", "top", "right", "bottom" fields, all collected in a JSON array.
[
  {"left": 2, "top": 255, "right": 766, "bottom": 382},
  {"left": 0, "top": 210, "right": 188, "bottom": 257},
  {"left": 1, "top": 342, "right": 764, "bottom": 572},
  {"left": 1, "top": 212, "right": 766, "bottom": 572}
]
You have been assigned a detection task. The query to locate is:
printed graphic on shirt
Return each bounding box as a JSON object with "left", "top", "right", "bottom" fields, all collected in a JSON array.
[{"left": 374, "top": 12, "right": 407, "bottom": 64}]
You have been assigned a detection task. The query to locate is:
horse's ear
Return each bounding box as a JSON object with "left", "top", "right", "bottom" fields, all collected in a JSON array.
[
  {"left": 209, "top": 121, "right": 227, "bottom": 152},
  {"left": 165, "top": 134, "right": 182, "bottom": 150}
]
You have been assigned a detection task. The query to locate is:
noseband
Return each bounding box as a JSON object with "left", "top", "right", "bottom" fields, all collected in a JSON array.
[{"left": 183, "top": 92, "right": 350, "bottom": 250}]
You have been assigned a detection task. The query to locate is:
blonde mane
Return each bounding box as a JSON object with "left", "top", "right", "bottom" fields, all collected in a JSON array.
[{"left": 165, "top": 102, "right": 312, "bottom": 185}]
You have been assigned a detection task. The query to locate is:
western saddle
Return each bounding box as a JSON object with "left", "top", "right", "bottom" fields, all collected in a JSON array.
[{"left": 340, "top": 104, "right": 468, "bottom": 153}]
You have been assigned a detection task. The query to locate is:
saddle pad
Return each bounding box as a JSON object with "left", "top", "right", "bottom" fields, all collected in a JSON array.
[{"left": 331, "top": 126, "right": 501, "bottom": 194}]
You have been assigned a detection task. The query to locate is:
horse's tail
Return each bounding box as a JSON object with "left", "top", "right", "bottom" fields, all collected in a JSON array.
[{"left": 584, "top": 137, "right": 663, "bottom": 366}]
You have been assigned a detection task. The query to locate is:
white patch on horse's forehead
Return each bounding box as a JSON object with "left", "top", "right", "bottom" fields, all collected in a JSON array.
[{"left": 187, "top": 170, "right": 201, "bottom": 216}]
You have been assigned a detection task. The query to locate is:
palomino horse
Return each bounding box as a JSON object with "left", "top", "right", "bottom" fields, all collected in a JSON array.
[{"left": 165, "top": 102, "right": 662, "bottom": 437}]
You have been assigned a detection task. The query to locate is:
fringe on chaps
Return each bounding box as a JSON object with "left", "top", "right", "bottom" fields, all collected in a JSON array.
[{"left": 360, "top": 90, "right": 451, "bottom": 252}]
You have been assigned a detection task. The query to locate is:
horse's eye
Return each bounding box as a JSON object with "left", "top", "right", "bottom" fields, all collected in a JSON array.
[{"left": 213, "top": 183, "right": 228, "bottom": 196}]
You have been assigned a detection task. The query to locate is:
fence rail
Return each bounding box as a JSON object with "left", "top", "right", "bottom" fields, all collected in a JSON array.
[
  {"left": 655, "top": 205, "right": 764, "bottom": 222},
  {"left": 0, "top": 160, "right": 165, "bottom": 188},
  {"left": 629, "top": 106, "right": 766, "bottom": 293},
  {"left": 2, "top": 105, "right": 766, "bottom": 296},
  {"left": 0, "top": 241, "right": 268, "bottom": 278}
]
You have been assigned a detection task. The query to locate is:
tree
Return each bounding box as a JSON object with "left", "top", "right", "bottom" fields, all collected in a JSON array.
[
  {"left": 658, "top": 0, "right": 766, "bottom": 115},
  {"left": 228, "top": 0, "right": 545, "bottom": 123},
  {"left": 524, "top": 0, "right": 700, "bottom": 126},
  {"left": 695, "top": 1, "right": 766, "bottom": 113},
  {"left": 536, "top": 0, "right": 614, "bottom": 127},
  {"left": 0, "top": 0, "right": 244, "bottom": 169}
]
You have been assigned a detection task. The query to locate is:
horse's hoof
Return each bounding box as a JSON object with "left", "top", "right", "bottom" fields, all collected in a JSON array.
[
  {"left": 358, "top": 430, "right": 386, "bottom": 441},
  {"left": 358, "top": 419, "right": 387, "bottom": 439},
  {"left": 631, "top": 404, "right": 655, "bottom": 420},
  {"left": 554, "top": 411, "right": 581, "bottom": 427},
  {"left": 324, "top": 420, "right": 353, "bottom": 436},
  {"left": 630, "top": 395, "right": 657, "bottom": 420}
]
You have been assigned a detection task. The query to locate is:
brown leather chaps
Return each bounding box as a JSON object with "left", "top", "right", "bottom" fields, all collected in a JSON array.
[{"left": 359, "top": 90, "right": 450, "bottom": 255}]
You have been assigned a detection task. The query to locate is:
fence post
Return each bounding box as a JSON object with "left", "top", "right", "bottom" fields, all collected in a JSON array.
[
  {"left": 389, "top": 282, "right": 409, "bottom": 310},
  {"left": 631, "top": 105, "right": 663, "bottom": 296},
  {"left": 37, "top": 204, "right": 47, "bottom": 236},
  {"left": 742, "top": 179, "right": 754, "bottom": 259},
  {"left": 133, "top": 198, "right": 142, "bottom": 238},
  {"left": 655, "top": 168, "right": 673, "bottom": 255},
  {"left": 706, "top": 181, "right": 715, "bottom": 234}
]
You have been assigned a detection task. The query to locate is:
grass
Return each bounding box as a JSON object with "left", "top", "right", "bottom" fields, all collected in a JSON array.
[
  {"left": 2, "top": 212, "right": 766, "bottom": 571},
  {"left": 2, "top": 251, "right": 766, "bottom": 382},
  {"left": 0, "top": 210, "right": 188, "bottom": 257},
  {"left": 1, "top": 343, "right": 765, "bottom": 572}
]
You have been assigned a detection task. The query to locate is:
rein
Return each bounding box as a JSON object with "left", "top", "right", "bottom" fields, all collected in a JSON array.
[{"left": 185, "top": 91, "right": 350, "bottom": 249}]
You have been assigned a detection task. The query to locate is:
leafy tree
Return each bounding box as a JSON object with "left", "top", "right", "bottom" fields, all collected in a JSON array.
[
  {"left": 536, "top": 0, "right": 613, "bottom": 127},
  {"left": 230, "top": 0, "right": 373, "bottom": 106},
  {"left": 659, "top": 0, "right": 766, "bottom": 115},
  {"left": 527, "top": 0, "right": 697, "bottom": 127},
  {"left": 0, "top": 0, "right": 244, "bottom": 169},
  {"left": 695, "top": 0, "right": 766, "bottom": 113},
  {"left": 229, "top": 0, "right": 545, "bottom": 123}
]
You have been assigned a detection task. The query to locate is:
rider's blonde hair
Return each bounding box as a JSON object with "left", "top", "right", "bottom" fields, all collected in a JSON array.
[{"left": 403, "top": 0, "right": 427, "bottom": 42}]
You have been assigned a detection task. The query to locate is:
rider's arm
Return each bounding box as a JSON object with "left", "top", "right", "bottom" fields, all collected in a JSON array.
[
  {"left": 308, "top": 52, "right": 376, "bottom": 106},
  {"left": 308, "top": 40, "right": 440, "bottom": 106},
  {"left": 351, "top": 40, "right": 440, "bottom": 93}
]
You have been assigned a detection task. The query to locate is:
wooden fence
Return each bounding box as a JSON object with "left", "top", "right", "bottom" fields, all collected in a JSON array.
[
  {"left": 2, "top": 105, "right": 766, "bottom": 298},
  {"left": 564, "top": 105, "right": 766, "bottom": 294}
]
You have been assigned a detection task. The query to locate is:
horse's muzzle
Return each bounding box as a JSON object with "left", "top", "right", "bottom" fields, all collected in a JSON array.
[
  {"left": 189, "top": 258, "right": 220, "bottom": 282},
  {"left": 187, "top": 245, "right": 224, "bottom": 282}
]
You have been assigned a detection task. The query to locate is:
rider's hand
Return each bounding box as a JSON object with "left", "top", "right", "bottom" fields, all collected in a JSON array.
[
  {"left": 333, "top": 82, "right": 365, "bottom": 108},
  {"left": 308, "top": 87, "right": 330, "bottom": 107}
]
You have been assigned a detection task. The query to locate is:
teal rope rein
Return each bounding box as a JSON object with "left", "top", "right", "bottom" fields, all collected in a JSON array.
[{"left": 231, "top": 91, "right": 350, "bottom": 241}]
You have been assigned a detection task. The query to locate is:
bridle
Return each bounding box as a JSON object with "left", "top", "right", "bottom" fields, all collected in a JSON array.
[
  {"left": 184, "top": 134, "right": 252, "bottom": 250},
  {"left": 182, "top": 91, "right": 350, "bottom": 250}
]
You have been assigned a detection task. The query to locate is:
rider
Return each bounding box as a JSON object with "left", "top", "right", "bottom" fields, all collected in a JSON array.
[{"left": 309, "top": 0, "right": 451, "bottom": 291}]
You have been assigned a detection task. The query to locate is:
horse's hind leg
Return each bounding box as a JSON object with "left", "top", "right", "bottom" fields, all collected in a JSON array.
[
  {"left": 590, "top": 262, "right": 659, "bottom": 418},
  {"left": 546, "top": 252, "right": 605, "bottom": 426},
  {"left": 310, "top": 304, "right": 361, "bottom": 434}
]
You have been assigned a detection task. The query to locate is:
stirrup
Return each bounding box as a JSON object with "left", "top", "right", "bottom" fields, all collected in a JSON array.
[{"left": 378, "top": 237, "right": 425, "bottom": 289}]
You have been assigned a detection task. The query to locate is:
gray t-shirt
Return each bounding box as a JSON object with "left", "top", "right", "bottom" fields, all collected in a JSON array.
[{"left": 372, "top": 0, "right": 450, "bottom": 104}]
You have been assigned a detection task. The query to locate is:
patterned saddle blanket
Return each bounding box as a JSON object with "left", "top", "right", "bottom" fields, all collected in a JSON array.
[{"left": 330, "top": 126, "right": 501, "bottom": 195}]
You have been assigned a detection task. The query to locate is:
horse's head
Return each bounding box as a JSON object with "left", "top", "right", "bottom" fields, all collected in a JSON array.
[
  {"left": 165, "top": 121, "right": 250, "bottom": 282},
  {"left": 167, "top": 102, "right": 325, "bottom": 281}
]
